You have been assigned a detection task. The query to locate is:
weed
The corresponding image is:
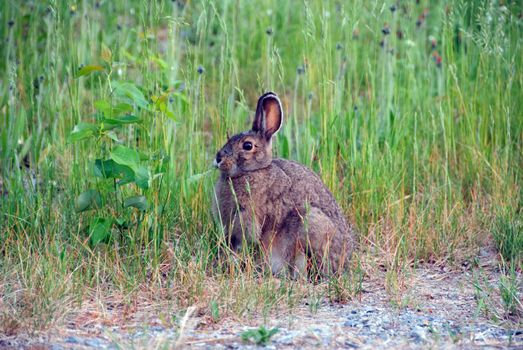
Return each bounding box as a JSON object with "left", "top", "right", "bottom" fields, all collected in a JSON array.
[
  {"left": 240, "top": 326, "right": 279, "bottom": 346},
  {"left": 492, "top": 212, "right": 523, "bottom": 265},
  {"left": 498, "top": 263, "right": 523, "bottom": 319}
]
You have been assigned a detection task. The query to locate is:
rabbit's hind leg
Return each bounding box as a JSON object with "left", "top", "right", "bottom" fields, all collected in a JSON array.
[
  {"left": 263, "top": 213, "right": 308, "bottom": 278},
  {"left": 261, "top": 232, "right": 291, "bottom": 276},
  {"left": 302, "top": 207, "right": 343, "bottom": 275}
]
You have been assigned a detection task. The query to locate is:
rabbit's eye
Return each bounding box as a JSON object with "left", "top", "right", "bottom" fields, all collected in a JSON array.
[{"left": 242, "top": 141, "right": 253, "bottom": 151}]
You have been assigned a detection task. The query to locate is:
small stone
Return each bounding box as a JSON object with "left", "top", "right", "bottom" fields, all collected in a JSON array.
[
  {"left": 344, "top": 320, "right": 359, "bottom": 328},
  {"left": 65, "top": 337, "right": 81, "bottom": 344},
  {"left": 411, "top": 326, "right": 428, "bottom": 342},
  {"left": 84, "top": 338, "right": 103, "bottom": 347}
]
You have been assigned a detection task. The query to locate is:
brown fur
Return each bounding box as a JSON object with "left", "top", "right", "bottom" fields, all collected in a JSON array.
[{"left": 213, "top": 92, "right": 355, "bottom": 276}]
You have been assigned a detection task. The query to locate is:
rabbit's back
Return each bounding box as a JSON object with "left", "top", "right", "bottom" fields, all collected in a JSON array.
[
  {"left": 224, "top": 158, "right": 352, "bottom": 237},
  {"left": 271, "top": 159, "right": 351, "bottom": 233}
]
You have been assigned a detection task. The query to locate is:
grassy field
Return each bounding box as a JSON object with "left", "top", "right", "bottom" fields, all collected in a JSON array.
[{"left": 1, "top": 0, "right": 522, "bottom": 334}]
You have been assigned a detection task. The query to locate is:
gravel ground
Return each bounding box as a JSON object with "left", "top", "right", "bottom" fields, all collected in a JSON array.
[{"left": 2, "top": 252, "right": 522, "bottom": 349}]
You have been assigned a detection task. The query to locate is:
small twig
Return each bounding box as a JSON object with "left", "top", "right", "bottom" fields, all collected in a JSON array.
[{"left": 184, "top": 336, "right": 237, "bottom": 345}]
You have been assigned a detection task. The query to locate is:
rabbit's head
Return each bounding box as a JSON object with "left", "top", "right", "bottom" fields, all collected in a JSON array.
[{"left": 214, "top": 92, "right": 283, "bottom": 178}]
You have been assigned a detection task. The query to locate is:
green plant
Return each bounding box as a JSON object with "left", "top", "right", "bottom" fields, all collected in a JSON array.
[
  {"left": 70, "top": 50, "right": 170, "bottom": 246},
  {"left": 492, "top": 212, "right": 523, "bottom": 265},
  {"left": 327, "top": 260, "right": 364, "bottom": 303},
  {"left": 499, "top": 263, "right": 523, "bottom": 318},
  {"left": 240, "top": 326, "right": 279, "bottom": 346}
]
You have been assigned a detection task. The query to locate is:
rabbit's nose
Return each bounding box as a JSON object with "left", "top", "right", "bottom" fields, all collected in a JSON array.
[{"left": 215, "top": 152, "right": 223, "bottom": 165}]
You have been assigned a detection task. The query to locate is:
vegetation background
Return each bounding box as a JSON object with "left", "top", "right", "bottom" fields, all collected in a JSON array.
[{"left": 1, "top": 0, "right": 521, "bottom": 335}]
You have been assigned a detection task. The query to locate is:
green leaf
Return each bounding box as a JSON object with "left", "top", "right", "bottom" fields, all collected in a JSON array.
[
  {"left": 123, "top": 195, "right": 147, "bottom": 211},
  {"left": 94, "top": 159, "right": 134, "bottom": 182},
  {"left": 94, "top": 159, "right": 116, "bottom": 178},
  {"left": 134, "top": 166, "right": 150, "bottom": 189},
  {"left": 89, "top": 217, "right": 112, "bottom": 245},
  {"left": 115, "top": 217, "right": 126, "bottom": 227},
  {"left": 102, "top": 115, "right": 141, "bottom": 129},
  {"left": 106, "top": 131, "right": 119, "bottom": 142},
  {"left": 110, "top": 145, "right": 140, "bottom": 170},
  {"left": 94, "top": 100, "right": 111, "bottom": 113},
  {"left": 75, "top": 189, "right": 102, "bottom": 212},
  {"left": 112, "top": 81, "right": 149, "bottom": 109},
  {"left": 240, "top": 327, "right": 279, "bottom": 346},
  {"left": 94, "top": 100, "right": 133, "bottom": 117},
  {"left": 69, "top": 123, "right": 98, "bottom": 142},
  {"left": 112, "top": 103, "right": 133, "bottom": 115},
  {"left": 76, "top": 64, "right": 104, "bottom": 78}
]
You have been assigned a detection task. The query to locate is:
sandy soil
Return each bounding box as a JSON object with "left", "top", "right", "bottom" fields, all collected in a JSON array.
[{"left": 1, "top": 249, "right": 521, "bottom": 349}]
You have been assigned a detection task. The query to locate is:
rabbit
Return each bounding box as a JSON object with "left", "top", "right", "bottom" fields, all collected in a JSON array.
[{"left": 212, "top": 92, "right": 355, "bottom": 277}]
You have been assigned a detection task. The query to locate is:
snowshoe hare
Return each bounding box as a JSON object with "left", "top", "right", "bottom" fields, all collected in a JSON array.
[{"left": 213, "top": 92, "right": 355, "bottom": 276}]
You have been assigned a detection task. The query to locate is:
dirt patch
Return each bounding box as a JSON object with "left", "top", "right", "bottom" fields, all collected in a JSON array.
[{"left": 1, "top": 251, "right": 521, "bottom": 349}]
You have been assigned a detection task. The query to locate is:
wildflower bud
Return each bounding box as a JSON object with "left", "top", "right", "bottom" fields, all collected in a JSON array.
[
  {"left": 390, "top": 5, "right": 397, "bottom": 13},
  {"left": 197, "top": 65, "right": 205, "bottom": 74},
  {"left": 336, "top": 43, "right": 343, "bottom": 51},
  {"left": 432, "top": 52, "right": 442, "bottom": 68},
  {"left": 8, "top": 19, "right": 14, "bottom": 28},
  {"left": 382, "top": 25, "right": 390, "bottom": 35},
  {"left": 265, "top": 27, "right": 273, "bottom": 36}
]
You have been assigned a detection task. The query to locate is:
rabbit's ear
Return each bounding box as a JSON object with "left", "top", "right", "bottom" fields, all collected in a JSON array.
[{"left": 252, "top": 92, "right": 283, "bottom": 140}]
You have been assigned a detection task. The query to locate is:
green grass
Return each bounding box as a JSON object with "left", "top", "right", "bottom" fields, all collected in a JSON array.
[
  {"left": 1, "top": 0, "right": 522, "bottom": 334},
  {"left": 492, "top": 211, "right": 523, "bottom": 265}
]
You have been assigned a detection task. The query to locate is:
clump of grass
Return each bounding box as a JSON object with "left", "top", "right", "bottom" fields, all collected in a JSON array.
[
  {"left": 327, "top": 258, "right": 364, "bottom": 303},
  {"left": 492, "top": 212, "right": 522, "bottom": 265},
  {"left": 473, "top": 263, "right": 522, "bottom": 322},
  {"left": 498, "top": 264, "right": 522, "bottom": 319}
]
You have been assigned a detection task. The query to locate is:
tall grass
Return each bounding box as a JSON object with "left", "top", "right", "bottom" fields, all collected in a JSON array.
[{"left": 1, "top": 0, "right": 521, "bottom": 333}]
